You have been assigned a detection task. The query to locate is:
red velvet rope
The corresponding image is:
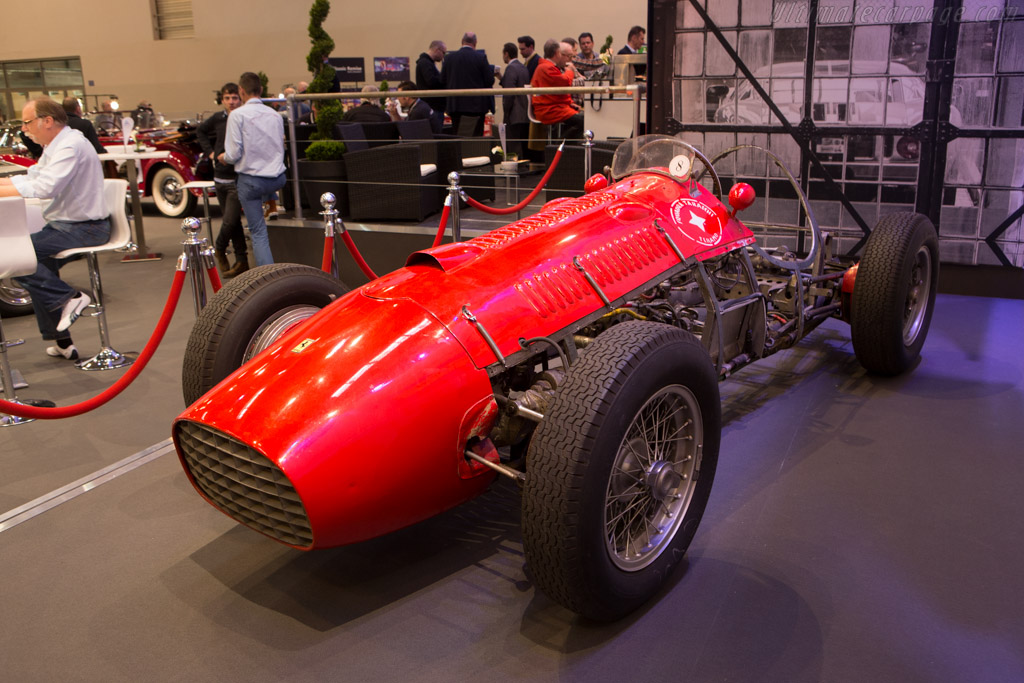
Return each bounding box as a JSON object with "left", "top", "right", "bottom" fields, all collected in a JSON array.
[
  {"left": 0, "top": 269, "right": 187, "bottom": 420},
  {"left": 206, "top": 265, "right": 222, "bottom": 293},
  {"left": 340, "top": 230, "right": 378, "bottom": 280},
  {"left": 432, "top": 196, "right": 452, "bottom": 248},
  {"left": 322, "top": 234, "right": 335, "bottom": 273},
  {"left": 463, "top": 146, "right": 564, "bottom": 215}
]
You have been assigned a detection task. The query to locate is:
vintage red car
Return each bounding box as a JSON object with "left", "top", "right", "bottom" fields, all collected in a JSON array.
[
  {"left": 172, "top": 135, "right": 938, "bottom": 620},
  {"left": 98, "top": 123, "right": 205, "bottom": 217}
]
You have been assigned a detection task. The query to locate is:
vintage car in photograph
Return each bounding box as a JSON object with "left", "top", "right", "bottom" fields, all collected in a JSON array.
[{"left": 172, "top": 135, "right": 938, "bottom": 620}]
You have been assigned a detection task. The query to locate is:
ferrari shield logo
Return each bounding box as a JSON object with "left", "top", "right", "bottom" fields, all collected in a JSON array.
[
  {"left": 291, "top": 338, "right": 316, "bottom": 354},
  {"left": 670, "top": 198, "right": 723, "bottom": 247}
]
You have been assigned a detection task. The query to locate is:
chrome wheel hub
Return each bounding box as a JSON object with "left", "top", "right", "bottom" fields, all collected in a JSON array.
[
  {"left": 903, "top": 245, "right": 932, "bottom": 345},
  {"left": 604, "top": 384, "right": 703, "bottom": 571}
]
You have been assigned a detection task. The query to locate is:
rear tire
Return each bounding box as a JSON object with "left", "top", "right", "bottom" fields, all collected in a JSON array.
[
  {"left": 0, "top": 277, "right": 32, "bottom": 317},
  {"left": 522, "top": 321, "right": 720, "bottom": 621},
  {"left": 182, "top": 264, "right": 347, "bottom": 405},
  {"left": 851, "top": 212, "right": 939, "bottom": 375}
]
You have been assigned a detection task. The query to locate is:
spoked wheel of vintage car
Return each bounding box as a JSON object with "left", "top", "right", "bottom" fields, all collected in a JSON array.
[
  {"left": 150, "top": 165, "right": 197, "bottom": 218},
  {"left": 851, "top": 212, "right": 939, "bottom": 376},
  {"left": 0, "top": 277, "right": 33, "bottom": 317},
  {"left": 522, "top": 321, "right": 721, "bottom": 621},
  {"left": 182, "top": 263, "right": 348, "bottom": 405}
]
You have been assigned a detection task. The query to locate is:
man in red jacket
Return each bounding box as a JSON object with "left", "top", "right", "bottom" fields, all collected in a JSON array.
[{"left": 530, "top": 39, "right": 584, "bottom": 140}]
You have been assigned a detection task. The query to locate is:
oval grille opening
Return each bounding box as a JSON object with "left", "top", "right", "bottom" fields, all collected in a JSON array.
[{"left": 176, "top": 420, "right": 313, "bottom": 547}]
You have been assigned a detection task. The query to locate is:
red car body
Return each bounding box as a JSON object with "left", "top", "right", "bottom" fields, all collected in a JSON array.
[
  {"left": 173, "top": 171, "right": 764, "bottom": 548},
  {"left": 99, "top": 127, "right": 204, "bottom": 216}
]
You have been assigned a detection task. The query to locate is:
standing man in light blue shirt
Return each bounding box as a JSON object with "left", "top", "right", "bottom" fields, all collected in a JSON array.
[{"left": 220, "top": 72, "right": 285, "bottom": 266}]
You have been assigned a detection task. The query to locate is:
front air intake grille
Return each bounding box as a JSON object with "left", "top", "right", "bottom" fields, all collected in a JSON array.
[{"left": 175, "top": 420, "right": 313, "bottom": 547}]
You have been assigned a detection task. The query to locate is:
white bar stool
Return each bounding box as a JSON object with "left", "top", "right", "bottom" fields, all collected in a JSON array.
[
  {"left": 0, "top": 196, "right": 56, "bottom": 426},
  {"left": 55, "top": 179, "right": 137, "bottom": 371},
  {"left": 180, "top": 180, "right": 216, "bottom": 244}
]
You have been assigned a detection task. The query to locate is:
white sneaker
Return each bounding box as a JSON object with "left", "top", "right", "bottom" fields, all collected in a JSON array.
[
  {"left": 46, "top": 344, "right": 79, "bottom": 360},
  {"left": 56, "top": 292, "right": 91, "bottom": 332}
]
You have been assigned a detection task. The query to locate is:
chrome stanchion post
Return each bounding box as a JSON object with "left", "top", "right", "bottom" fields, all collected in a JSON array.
[
  {"left": 180, "top": 217, "right": 209, "bottom": 317},
  {"left": 583, "top": 129, "right": 594, "bottom": 180},
  {"left": 287, "top": 93, "right": 303, "bottom": 220},
  {"left": 0, "top": 314, "right": 56, "bottom": 426},
  {"left": 320, "top": 192, "right": 339, "bottom": 278},
  {"left": 447, "top": 171, "right": 462, "bottom": 243}
]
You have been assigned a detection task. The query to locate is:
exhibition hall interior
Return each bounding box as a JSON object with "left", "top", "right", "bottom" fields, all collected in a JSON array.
[{"left": 2, "top": 1, "right": 1023, "bottom": 681}]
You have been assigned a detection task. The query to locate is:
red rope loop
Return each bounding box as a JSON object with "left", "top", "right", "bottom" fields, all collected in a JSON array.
[
  {"left": 321, "top": 234, "right": 335, "bottom": 273},
  {"left": 432, "top": 196, "right": 453, "bottom": 248},
  {"left": 463, "top": 146, "right": 564, "bottom": 215},
  {"left": 0, "top": 269, "right": 188, "bottom": 420},
  {"left": 206, "top": 265, "right": 222, "bottom": 293},
  {"left": 340, "top": 231, "right": 378, "bottom": 280}
]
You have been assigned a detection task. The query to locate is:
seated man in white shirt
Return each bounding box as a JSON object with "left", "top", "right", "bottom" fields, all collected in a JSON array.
[{"left": 0, "top": 98, "right": 110, "bottom": 360}]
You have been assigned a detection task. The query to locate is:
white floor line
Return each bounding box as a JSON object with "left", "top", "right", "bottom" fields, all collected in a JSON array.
[{"left": 0, "top": 438, "right": 174, "bottom": 533}]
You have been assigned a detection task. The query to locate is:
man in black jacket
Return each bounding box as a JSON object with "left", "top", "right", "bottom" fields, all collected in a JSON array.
[
  {"left": 440, "top": 32, "right": 495, "bottom": 136},
  {"left": 196, "top": 83, "right": 248, "bottom": 277},
  {"left": 415, "top": 40, "right": 447, "bottom": 122},
  {"left": 61, "top": 97, "right": 105, "bottom": 154},
  {"left": 387, "top": 81, "right": 442, "bottom": 134}
]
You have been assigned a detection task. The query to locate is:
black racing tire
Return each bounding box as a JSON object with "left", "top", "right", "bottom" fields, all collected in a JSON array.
[
  {"left": 851, "top": 212, "right": 939, "bottom": 376},
  {"left": 182, "top": 263, "right": 348, "bottom": 406},
  {"left": 0, "top": 277, "right": 33, "bottom": 317},
  {"left": 151, "top": 165, "right": 197, "bottom": 218},
  {"left": 522, "top": 321, "right": 721, "bottom": 621}
]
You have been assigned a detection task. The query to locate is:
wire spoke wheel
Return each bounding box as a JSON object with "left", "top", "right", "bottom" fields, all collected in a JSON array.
[
  {"left": 523, "top": 321, "right": 720, "bottom": 620},
  {"left": 605, "top": 385, "right": 702, "bottom": 571}
]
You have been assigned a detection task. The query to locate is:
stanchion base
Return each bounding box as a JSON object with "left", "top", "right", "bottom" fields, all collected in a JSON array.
[
  {"left": 121, "top": 252, "right": 162, "bottom": 263},
  {"left": 0, "top": 397, "right": 56, "bottom": 427},
  {"left": 75, "top": 347, "right": 137, "bottom": 372}
]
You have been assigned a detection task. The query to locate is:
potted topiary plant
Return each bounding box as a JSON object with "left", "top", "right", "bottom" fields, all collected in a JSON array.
[{"left": 296, "top": 0, "right": 349, "bottom": 214}]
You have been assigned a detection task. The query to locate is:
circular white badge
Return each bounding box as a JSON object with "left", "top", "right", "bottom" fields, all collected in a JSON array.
[{"left": 669, "top": 154, "right": 692, "bottom": 178}]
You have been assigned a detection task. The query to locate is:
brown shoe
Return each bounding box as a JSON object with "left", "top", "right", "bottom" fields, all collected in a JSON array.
[
  {"left": 225, "top": 257, "right": 250, "bottom": 278},
  {"left": 215, "top": 248, "right": 230, "bottom": 273}
]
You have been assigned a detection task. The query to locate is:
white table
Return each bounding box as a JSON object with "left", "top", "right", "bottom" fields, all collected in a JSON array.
[{"left": 98, "top": 149, "right": 170, "bottom": 262}]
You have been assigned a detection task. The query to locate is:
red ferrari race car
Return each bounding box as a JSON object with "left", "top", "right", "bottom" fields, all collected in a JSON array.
[{"left": 172, "top": 135, "right": 938, "bottom": 620}]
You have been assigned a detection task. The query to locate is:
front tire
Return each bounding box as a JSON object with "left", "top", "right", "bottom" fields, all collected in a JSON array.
[
  {"left": 150, "top": 165, "right": 197, "bottom": 217},
  {"left": 522, "top": 321, "right": 721, "bottom": 621},
  {"left": 182, "top": 264, "right": 348, "bottom": 405},
  {"left": 0, "top": 277, "right": 32, "bottom": 316},
  {"left": 851, "top": 212, "right": 939, "bottom": 375}
]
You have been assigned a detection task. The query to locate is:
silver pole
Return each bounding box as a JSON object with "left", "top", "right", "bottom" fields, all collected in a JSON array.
[
  {"left": 286, "top": 94, "right": 302, "bottom": 220},
  {"left": 447, "top": 172, "right": 462, "bottom": 243},
  {"left": 320, "top": 192, "right": 339, "bottom": 278},
  {"left": 583, "top": 129, "right": 594, "bottom": 180},
  {"left": 180, "top": 217, "right": 208, "bottom": 316}
]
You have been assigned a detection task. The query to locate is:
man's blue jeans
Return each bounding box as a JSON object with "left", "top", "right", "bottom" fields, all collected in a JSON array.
[
  {"left": 236, "top": 172, "right": 286, "bottom": 266},
  {"left": 14, "top": 218, "right": 111, "bottom": 341}
]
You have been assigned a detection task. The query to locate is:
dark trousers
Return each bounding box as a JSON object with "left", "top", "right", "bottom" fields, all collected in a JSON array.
[{"left": 213, "top": 181, "right": 245, "bottom": 259}]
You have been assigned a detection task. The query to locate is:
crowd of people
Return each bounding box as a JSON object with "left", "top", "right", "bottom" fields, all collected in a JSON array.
[{"left": 0, "top": 28, "right": 645, "bottom": 362}]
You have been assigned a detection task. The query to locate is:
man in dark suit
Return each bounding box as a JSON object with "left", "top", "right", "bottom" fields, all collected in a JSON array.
[
  {"left": 518, "top": 36, "right": 540, "bottom": 79},
  {"left": 415, "top": 40, "right": 447, "bottom": 120},
  {"left": 342, "top": 85, "right": 392, "bottom": 123},
  {"left": 387, "top": 81, "right": 442, "bottom": 134},
  {"left": 440, "top": 32, "right": 494, "bottom": 136},
  {"left": 61, "top": 97, "right": 105, "bottom": 154},
  {"left": 618, "top": 25, "right": 646, "bottom": 78}
]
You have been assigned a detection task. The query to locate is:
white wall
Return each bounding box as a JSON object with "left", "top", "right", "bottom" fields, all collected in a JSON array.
[{"left": 3, "top": 0, "right": 645, "bottom": 120}]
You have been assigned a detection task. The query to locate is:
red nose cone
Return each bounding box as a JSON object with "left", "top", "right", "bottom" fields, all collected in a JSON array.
[
  {"left": 584, "top": 173, "right": 609, "bottom": 194},
  {"left": 728, "top": 182, "right": 756, "bottom": 217}
]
